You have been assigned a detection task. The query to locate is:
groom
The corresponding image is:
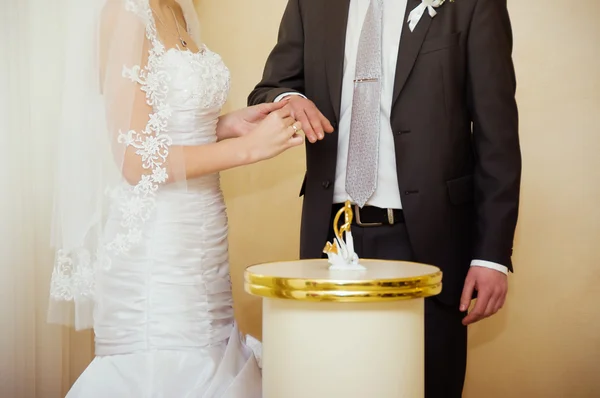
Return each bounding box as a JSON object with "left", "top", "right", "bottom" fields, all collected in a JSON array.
[{"left": 249, "top": 0, "right": 520, "bottom": 396}]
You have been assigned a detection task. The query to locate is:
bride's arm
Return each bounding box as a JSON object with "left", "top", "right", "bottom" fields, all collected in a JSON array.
[
  {"left": 120, "top": 139, "right": 253, "bottom": 186},
  {"left": 119, "top": 82, "right": 301, "bottom": 185}
]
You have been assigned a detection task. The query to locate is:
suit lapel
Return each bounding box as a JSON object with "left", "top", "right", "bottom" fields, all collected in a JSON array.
[
  {"left": 325, "top": 0, "right": 351, "bottom": 123},
  {"left": 392, "top": 0, "right": 432, "bottom": 108}
]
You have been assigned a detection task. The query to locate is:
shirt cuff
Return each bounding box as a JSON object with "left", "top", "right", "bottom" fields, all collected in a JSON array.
[
  {"left": 470, "top": 259, "right": 508, "bottom": 275},
  {"left": 274, "top": 92, "right": 307, "bottom": 102}
]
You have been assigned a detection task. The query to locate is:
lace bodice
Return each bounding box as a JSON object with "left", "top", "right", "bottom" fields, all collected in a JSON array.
[
  {"left": 158, "top": 47, "right": 230, "bottom": 147},
  {"left": 161, "top": 47, "right": 229, "bottom": 112}
]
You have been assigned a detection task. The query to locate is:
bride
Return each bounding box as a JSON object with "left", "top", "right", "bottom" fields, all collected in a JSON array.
[{"left": 48, "top": 0, "right": 304, "bottom": 396}]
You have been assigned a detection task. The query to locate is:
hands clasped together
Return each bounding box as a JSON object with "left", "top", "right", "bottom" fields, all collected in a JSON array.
[{"left": 221, "top": 96, "right": 335, "bottom": 163}]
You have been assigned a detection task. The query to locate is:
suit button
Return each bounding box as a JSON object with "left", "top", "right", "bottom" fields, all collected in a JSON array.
[{"left": 322, "top": 180, "right": 332, "bottom": 189}]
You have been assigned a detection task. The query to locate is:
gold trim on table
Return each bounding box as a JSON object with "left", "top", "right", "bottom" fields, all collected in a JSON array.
[{"left": 244, "top": 259, "right": 442, "bottom": 302}]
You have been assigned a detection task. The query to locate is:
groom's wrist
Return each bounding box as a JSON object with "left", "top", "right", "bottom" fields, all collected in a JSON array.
[{"left": 274, "top": 92, "right": 306, "bottom": 103}]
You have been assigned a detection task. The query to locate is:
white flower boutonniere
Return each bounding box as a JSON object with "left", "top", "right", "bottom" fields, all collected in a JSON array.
[{"left": 407, "top": 0, "right": 454, "bottom": 32}]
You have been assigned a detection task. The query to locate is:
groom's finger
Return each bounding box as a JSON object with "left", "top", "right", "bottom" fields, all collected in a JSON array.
[
  {"left": 320, "top": 113, "right": 334, "bottom": 133},
  {"left": 296, "top": 109, "right": 317, "bottom": 143},
  {"left": 287, "top": 121, "right": 303, "bottom": 138},
  {"left": 286, "top": 133, "right": 305, "bottom": 148},
  {"left": 305, "top": 106, "right": 325, "bottom": 140}
]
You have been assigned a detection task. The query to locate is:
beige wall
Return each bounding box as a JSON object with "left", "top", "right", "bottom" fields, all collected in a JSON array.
[{"left": 196, "top": 0, "right": 600, "bottom": 397}]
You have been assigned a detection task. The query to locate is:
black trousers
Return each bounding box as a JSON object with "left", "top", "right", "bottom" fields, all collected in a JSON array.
[{"left": 326, "top": 219, "right": 467, "bottom": 398}]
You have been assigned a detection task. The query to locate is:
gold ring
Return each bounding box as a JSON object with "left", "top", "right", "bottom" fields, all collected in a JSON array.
[{"left": 292, "top": 123, "right": 299, "bottom": 133}]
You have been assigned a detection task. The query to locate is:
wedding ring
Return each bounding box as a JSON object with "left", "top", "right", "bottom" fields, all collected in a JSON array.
[{"left": 290, "top": 122, "right": 303, "bottom": 135}]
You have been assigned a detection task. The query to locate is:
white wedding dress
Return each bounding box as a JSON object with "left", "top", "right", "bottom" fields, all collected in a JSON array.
[{"left": 63, "top": 9, "right": 262, "bottom": 398}]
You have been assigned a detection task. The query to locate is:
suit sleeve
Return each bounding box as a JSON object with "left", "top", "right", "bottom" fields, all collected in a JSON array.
[
  {"left": 248, "top": 0, "right": 306, "bottom": 105},
  {"left": 467, "top": 0, "right": 521, "bottom": 271}
]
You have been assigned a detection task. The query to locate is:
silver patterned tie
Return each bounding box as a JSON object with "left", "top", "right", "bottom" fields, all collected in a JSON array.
[{"left": 345, "top": 0, "right": 383, "bottom": 208}]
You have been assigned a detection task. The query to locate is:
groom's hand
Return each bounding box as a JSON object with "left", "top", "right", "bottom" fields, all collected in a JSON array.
[
  {"left": 460, "top": 267, "right": 508, "bottom": 325},
  {"left": 282, "top": 96, "right": 334, "bottom": 143}
]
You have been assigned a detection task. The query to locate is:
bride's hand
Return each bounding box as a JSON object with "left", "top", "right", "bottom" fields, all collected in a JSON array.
[
  {"left": 241, "top": 107, "right": 304, "bottom": 163},
  {"left": 217, "top": 102, "right": 288, "bottom": 141}
]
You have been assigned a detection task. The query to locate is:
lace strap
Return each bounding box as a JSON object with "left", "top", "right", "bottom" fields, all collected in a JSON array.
[{"left": 110, "top": 0, "right": 171, "bottom": 256}]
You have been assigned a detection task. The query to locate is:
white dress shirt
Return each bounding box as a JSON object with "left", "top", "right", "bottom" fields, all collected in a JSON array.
[{"left": 276, "top": 0, "right": 507, "bottom": 275}]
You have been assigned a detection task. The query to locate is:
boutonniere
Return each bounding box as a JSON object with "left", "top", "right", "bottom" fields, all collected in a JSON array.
[{"left": 407, "top": 0, "right": 455, "bottom": 32}]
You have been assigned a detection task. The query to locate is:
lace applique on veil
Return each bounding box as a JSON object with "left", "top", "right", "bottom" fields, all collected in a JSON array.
[{"left": 50, "top": 0, "right": 176, "bottom": 326}]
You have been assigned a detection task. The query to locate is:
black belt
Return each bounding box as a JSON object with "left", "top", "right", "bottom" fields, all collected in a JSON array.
[{"left": 332, "top": 203, "right": 405, "bottom": 227}]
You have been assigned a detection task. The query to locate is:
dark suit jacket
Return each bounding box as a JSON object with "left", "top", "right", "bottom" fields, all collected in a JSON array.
[{"left": 248, "top": 0, "right": 521, "bottom": 304}]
